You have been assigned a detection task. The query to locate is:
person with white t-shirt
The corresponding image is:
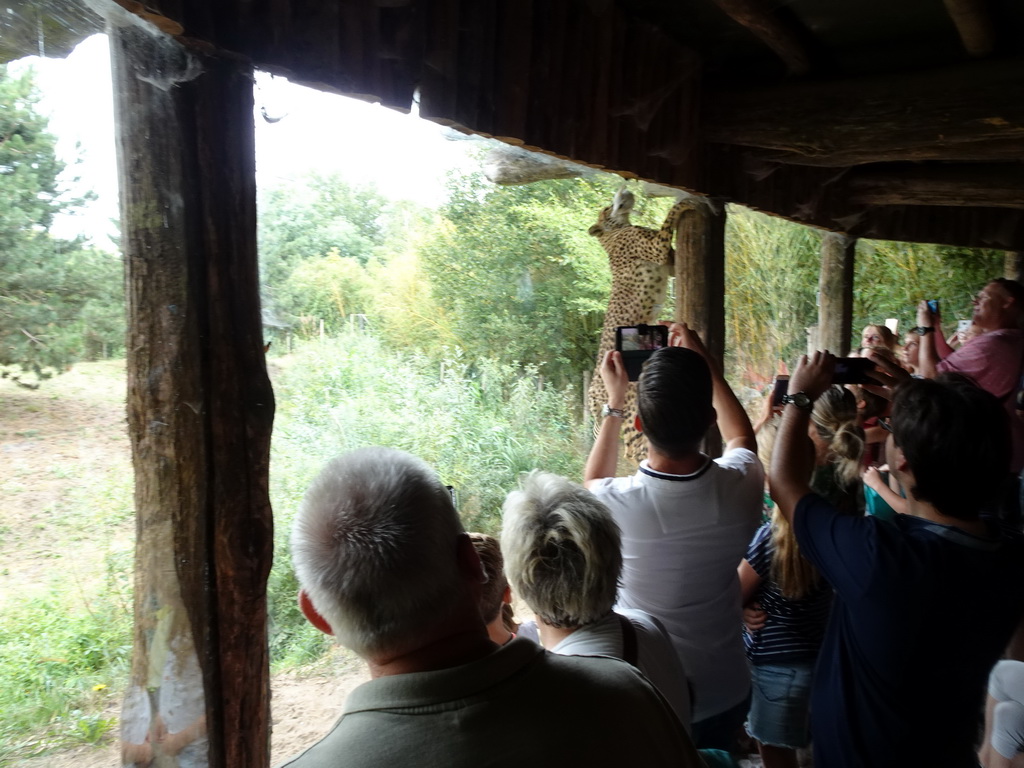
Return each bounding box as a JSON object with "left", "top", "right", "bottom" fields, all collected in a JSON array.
[
  {"left": 584, "top": 322, "right": 763, "bottom": 751},
  {"left": 501, "top": 470, "right": 692, "bottom": 729}
]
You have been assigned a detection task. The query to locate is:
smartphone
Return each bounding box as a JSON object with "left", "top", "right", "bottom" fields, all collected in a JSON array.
[
  {"left": 771, "top": 375, "right": 790, "bottom": 407},
  {"left": 926, "top": 299, "right": 940, "bottom": 314},
  {"left": 832, "top": 357, "right": 876, "bottom": 385},
  {"left": 615, "top": 324, "right": 669, "bottom": 381}
]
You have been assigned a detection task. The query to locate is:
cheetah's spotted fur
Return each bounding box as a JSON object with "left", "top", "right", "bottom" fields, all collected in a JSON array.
[{"left": 587, "top": 190, "right": 690, "bottom": 464}]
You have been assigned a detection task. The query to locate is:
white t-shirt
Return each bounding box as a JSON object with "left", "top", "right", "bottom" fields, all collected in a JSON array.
[
  {"left": 552, "top": 609, "right": 692, "bottom": 730},
  {"left": 590, "top": 448, "right": 763, "bottom": 722}
]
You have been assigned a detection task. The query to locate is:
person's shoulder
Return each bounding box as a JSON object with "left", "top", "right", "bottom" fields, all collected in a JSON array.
[
  {"left": 714, "top": 447, "right": 763, "bottom": 476},
  {"left": 588, "top": 472, "right": 642, "bottom": 498},
  {"left": 539, "top": 646, "right": 663, "bottom": 694},
  {"left": 617, "top": 607, "right": 670, "bottom": 637}
]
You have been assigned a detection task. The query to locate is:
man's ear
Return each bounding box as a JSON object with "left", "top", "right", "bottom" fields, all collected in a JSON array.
[
  {"left": 298, "top": 589, "right": 334, "bottom": 636},
  {"left": 892, "top": 444, "right": 910, "bottom": 476},
  {"left": 456, "top": 533, "right": 485, "bottom": 583}
]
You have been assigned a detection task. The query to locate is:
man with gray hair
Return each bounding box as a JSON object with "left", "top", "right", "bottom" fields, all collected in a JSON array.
[
  {"left": 282, "top": 446, "right": 702, "bottom": 768},
  {"left": 501, "top": 470, "right": 692, "bottom": 729}
]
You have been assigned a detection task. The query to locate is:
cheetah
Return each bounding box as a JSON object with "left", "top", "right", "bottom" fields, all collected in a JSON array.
[{"left": 587, "top": 189, "right": 691, "bottom": 464}]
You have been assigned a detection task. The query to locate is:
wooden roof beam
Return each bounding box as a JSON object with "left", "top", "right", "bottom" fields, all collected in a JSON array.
[
  {"left": 847, "top": 165, "right": 1024, "bottom": 208},
  {"left": 704, "top": 58, "right": 1024, "bottom": 166},
  {"left": 710, "top": 0, "right": 811, "bottom": 75},
  {"left": 943, "top": 0, "right": 995, "bottom": 58}
]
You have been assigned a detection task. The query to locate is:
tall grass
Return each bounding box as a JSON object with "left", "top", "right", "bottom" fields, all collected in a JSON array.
[
  {"left": 266, "top": 331, "right": 590, "bottom": 665},
  {"left": 0, "top": 555, "right": 132, "bottom": 760}
]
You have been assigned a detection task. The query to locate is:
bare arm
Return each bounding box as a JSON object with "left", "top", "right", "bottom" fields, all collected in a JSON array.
[
  {"left": 583, "top": 350, "right": 628, "bottom": 487},
  {"left": 915, "top": 301, "right": 941, "bottom": 379},
  {"left": 862, "top": 466, "right": 908, "bottom": 515},
  {"left": 738, "top": 558, "right": 763, "bottom": 606},
  {"left": 770, "top": 351, "right": 835, "bottom": 522},
  {"left": 670, "top": 323, "right": 757, "bottom": 454}
]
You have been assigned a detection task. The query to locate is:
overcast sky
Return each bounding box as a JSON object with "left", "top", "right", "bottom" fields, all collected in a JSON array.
[{"left": 14, "top": 33, "right": 481, "bottom": 250}]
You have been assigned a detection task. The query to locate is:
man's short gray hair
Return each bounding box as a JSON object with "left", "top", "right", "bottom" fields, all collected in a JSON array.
[
  {"left": 500, "top": 471, "right": 621, "bottom": 629},
  {"left": 291, "top": 447, "right": 465, "bottom": 657}
]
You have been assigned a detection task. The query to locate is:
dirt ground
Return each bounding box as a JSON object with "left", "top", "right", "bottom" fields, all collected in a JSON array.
[{"left": 0, "top": 362, "right": 369, "bottom": 766}]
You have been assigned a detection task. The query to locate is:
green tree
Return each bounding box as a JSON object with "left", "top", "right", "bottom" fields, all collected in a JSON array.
[
  {"left": 853, "top": 240, "right": 1003, "bottom": 340},
  {"left": 725, "top": 206, "right": 821, "bottom": 389},
  {"left": 0, "top": 63, "right": 118, "bottom": 384},
  {"left": 258, "top": 173, "right": 390, "bottom": 288},
  {"left": 420, "top": 170, "right": 665, "bottom": 387},
  {"left": 278, "top": 249, "right": 374, "bottom": 336}
]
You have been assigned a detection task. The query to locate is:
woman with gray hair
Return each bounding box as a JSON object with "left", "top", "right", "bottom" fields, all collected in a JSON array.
[{"left": 501, "top": 470, "right": 692, "bottom": 730}]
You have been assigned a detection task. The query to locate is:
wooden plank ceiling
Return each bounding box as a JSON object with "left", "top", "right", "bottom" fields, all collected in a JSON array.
[{"left": 9, "top": 0, "right": 1024, "bottom": 248}]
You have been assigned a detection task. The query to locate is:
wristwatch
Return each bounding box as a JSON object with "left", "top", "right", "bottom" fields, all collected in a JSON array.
[
  {"left": 601, "top": 404, "right": 626, "bottom": 418},
  {"left": 781, "top": 392, "right": 814, "bottom": 410},
  {"left": 911, "top": 326, "right": 934, "bottom": 335}
]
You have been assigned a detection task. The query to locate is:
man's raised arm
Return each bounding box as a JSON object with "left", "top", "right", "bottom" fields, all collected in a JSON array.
[
  {"left": 770, "top": 351, "right": 835, "bottom": 521},
  {"left": 583, "top": 350, "right": 628, "bottom": 487}
]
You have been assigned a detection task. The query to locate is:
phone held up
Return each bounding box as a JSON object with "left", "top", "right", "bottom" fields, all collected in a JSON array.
[
  {"left": 771, "top": 375, "right": 790, "bottom": 407},
  {"left": 926, "top": 299, "right": 940, "bottom": 314},
  {"left": 832, "top": 357, "right": 876, "bottom": 385},
  {"left": 615, "top": 324, "right": 669, "bottom": 381}
]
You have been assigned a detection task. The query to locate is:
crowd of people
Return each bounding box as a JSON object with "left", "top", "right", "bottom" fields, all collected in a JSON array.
[{"left": 277, "top": 278, "right": 1024, "bottom": 768}]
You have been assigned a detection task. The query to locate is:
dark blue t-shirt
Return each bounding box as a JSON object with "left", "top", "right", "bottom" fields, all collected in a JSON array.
[{"left": 794, "top": 493, "right": 1024, "bottom": 768}]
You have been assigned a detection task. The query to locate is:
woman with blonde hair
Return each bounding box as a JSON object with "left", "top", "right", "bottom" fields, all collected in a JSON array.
[
  {"left": 740, "top": 386, "right": 864, "bottom": 768},
  {"left": 860, "top": 324, "right": 897, "bottom": 354}
]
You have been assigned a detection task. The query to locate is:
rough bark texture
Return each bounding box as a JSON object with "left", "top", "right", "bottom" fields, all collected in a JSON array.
[
  {"left": 847, "top": 165, "right": 1024, "bottom": 208},
  {"left": 818, "top": 233, "right": 856, "bottom": 356},
  {"left": 704, "top": 59, "right": 1024, "bottom": 167},
  {"left": 943, "top": 0, "right": 994, "bottom": 57},
  {"left": 1006, "top": 252, "right": 1024, "bottom": 284},
  {"left": 673, "top": 197, "right": 726, "bottom": 457},
  {"left": 710, "top": 0, "right": 810, "bottom": 74},
  {"left": 112, "top": 22, "right": 273, "bottom": 768}
]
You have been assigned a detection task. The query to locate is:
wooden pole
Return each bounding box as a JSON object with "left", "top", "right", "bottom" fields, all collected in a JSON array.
[
  {"left": 674, "top": 197, "right": 727, "bottom": 456},
  {"left": 1006, "top": 252, "right": 1024, "bottom": 284},
  {"left": 111, "top": 24, "right": 273, "bottom": 768},
  {"left": 674, "top": 197, "right": 726, "bottom": 360},
  {"left": 818, "top": 233, "right": 856, "bottom": 355}
]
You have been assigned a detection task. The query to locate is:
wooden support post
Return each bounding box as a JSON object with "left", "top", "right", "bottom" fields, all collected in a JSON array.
[
  {"left": 818, "top": 233, "right": 856, "bottom": 355},
  {"left": 1006, "top": 252, "right": 1024, "bottom": 284},
  {"left": 710, "top": 0, "right": 810, "bottom": 75},
  {"left": 674, "top": 197, "right": 726, "bottom": 456},
  {"left": 111, "top": 23, "right": 274, "bottom": 768},
  {"left": 943, "top": 0, "right": 995, "bottom": 58}
]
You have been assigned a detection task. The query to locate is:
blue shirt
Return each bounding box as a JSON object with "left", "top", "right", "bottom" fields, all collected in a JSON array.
[{"left": 794, "top": 493, "right": 1024, "bottom": 768}]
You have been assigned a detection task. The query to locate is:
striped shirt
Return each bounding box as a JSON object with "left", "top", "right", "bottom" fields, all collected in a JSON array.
[{"left": 743, "top": 522, "right": 833, "bottom": 665}]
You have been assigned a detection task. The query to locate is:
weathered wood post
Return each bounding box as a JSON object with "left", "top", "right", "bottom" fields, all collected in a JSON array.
[
  {"left": 1006, "top": 252, "right": 1024, "bottom": 283},
  {"left": 674, "top": 196, "right": 727, "bottom": 456},
  {"left": 111, "top": 20, "right": 274, "bottom": 768},
  {"left": 818, "top": 233, "right": 856, "bottom": 355}
]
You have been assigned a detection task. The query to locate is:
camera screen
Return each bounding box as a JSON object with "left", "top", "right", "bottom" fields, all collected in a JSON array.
[{"left": 617, "top": 325, "right": 667, "bottom": 352}]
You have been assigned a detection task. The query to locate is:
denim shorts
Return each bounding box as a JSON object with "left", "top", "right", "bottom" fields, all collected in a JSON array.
[{"left": 746, "top": 661, "right": 815, "bottom": 749}]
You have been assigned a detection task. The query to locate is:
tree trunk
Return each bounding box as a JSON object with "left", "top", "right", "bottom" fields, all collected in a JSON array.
[
  {"left": 818, "top": 233, "right": 856, "bottom": 355},
  {"left": 674, "top": 197, "right": 727, "bottom": 456},
  {"left": 111, "top": 24, "right": 274, "bottom": 768},
  {"left": 1006, "top": 252, "right": 1024, "bottom": 284}
]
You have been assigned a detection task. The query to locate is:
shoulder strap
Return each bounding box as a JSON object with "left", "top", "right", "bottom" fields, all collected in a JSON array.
[{"left": 617, "top": 613, "right": 639, "bottom": 666}]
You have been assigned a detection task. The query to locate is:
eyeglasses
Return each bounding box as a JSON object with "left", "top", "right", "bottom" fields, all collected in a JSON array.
[{"left": 878, "top": 418, "right": 894, "bottom": 433}]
